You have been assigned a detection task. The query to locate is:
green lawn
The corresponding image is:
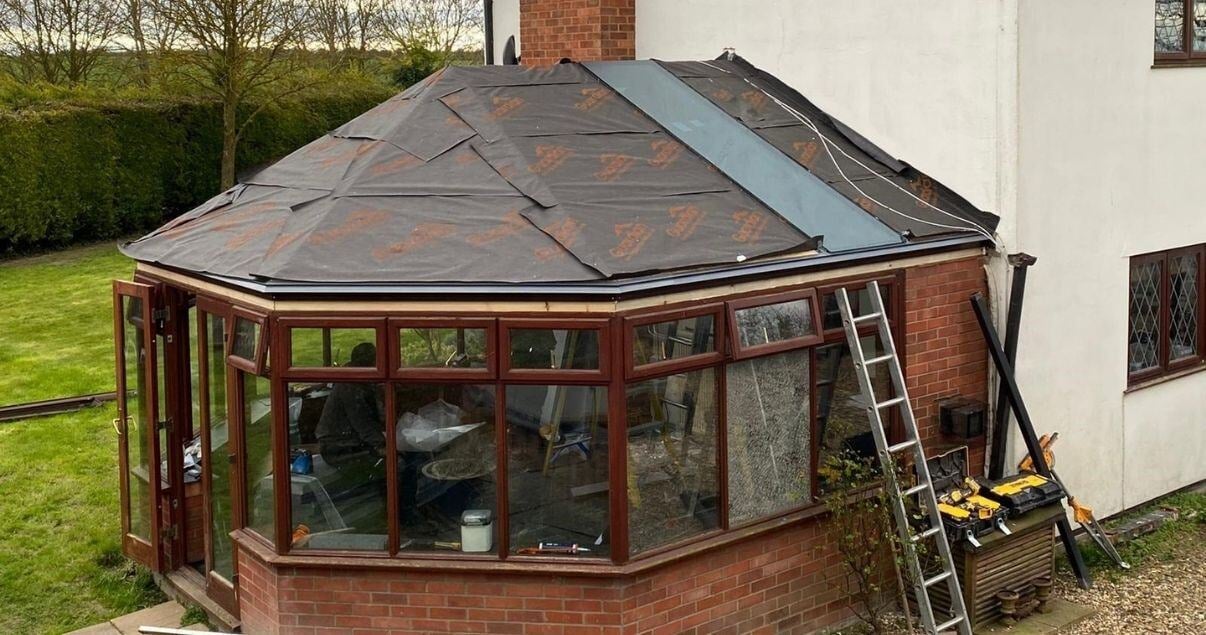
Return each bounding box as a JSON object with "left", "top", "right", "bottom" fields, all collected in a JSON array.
[
  {"left": 0, "top": 243, "right": 163, "bottom": 634},
  {"left": 0, "top": 406, "right": 164, "bottom": 634},
  {"left": 0, "top": 242, "right": 135, "bottom": 406}
]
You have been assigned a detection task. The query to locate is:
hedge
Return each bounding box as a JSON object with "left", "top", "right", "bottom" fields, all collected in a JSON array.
[{"left": 0, "top": 86, "right": 393, "bottom": 252}]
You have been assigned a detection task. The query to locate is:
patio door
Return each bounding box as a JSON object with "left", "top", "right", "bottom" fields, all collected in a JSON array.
[{"left": 113, "top": 281, "right": 163, "bottom": 571}]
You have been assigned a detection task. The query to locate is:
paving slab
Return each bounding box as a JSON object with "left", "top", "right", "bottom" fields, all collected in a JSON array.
[
  {"left": 64, "top": 623, "right": 122, "bottom": 635},
  {"left": 977, "top": 598, "right": 1096, "bottom": 634},
  {"left": 108, "top": 601, "right": 187, "bottom": 635}
]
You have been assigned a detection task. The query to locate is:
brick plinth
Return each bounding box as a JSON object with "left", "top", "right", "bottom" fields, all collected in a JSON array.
[
  {"left": 519, "top": 0, "right": 635, "bottom": 66},
  {"left": 236, "top": 516, "right": 868, "bottom": 635}
]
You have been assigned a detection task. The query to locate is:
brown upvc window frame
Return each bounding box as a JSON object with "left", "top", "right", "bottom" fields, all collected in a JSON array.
[
  {"left": 500, "top": 318, "right": 612, "bottom": 381},
  {"left": 388, "top": 317, "right": 497, "bottom": 380},
  {"left": 1128, "top": 245, "right": 1206, "bottom": 386},
  {"left": 725, "top": 288, "right": 823, "bottom": 360},
  {"left": 1155, "top": 0, "right": 1206, "bottom": 65},
  {"left": 623, "top": 304, "right": 726, "bottom": 381},
  {"left": 227, "top": 308, "right": 269, "bottom": 374},
  {"left": 278, "top": 317, "right": 388, "bottom": 380}
]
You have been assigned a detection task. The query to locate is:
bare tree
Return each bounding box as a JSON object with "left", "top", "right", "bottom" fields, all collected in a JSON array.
[
  {"left": 378, "top": 0, "right": 481, "bottom": 62},
  {"left": 309, "top": 0, "right": 380, "bottom": 55},
  {"left": 156, "top": 0, "right": 313, "bottom": 188},
  {"left": 121, "top": 0, "right": 181, "bottom": 86},
  {"left": 0, "top": 0, "right": 124, "bottom": 84}
]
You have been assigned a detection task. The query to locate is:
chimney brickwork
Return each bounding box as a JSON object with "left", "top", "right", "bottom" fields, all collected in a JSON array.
[{"left": 518, "top": 0, "right": 636, "bottom": 66}]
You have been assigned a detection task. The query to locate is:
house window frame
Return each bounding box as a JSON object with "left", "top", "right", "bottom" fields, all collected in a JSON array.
[
  {"left": 1128, "top": 245, "right": 1206, "bottom": 386},
  {"left": 388, "top": 317, "right": 498, "bottom": 380},
  {"left": 1154, "top": 0, "right": 1206, "bottom": 65},
  {"left": 725, "top": 288, "right": 824, "bottom": 361}
]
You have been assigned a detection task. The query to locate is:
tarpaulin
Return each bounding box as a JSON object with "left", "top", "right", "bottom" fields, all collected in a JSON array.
[{"left": 123, "top": 58, "right": 996, "bottom": 286}]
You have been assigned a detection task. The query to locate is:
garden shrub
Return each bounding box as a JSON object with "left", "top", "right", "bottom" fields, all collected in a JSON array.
[{"left": 0, "top": 84, "right": 393, "bottom": 252}]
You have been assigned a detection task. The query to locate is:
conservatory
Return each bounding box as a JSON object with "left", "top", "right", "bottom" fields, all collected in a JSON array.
[{"left": 113, "top": 58, "right": 998, "bottom": 633}]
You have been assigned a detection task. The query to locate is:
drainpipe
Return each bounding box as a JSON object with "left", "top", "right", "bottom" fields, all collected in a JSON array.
[
  {"left": 484, "top": 0, "right": 495, "bottom": 65},
  {"left": 988, "top": 252, "right": 1037, "bottom": 480}
]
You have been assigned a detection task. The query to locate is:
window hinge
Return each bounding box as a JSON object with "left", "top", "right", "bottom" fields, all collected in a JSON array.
[
  {"left": 163, "top": 525, "right": 178, "bottom": 540},
  {"left": 157, "top": 418, "right": 171, "bottom": 431},
  {"left": 152, "top": 307, "right": 169, "bottom": 330},
  {"left": 228, "top": 453, "right": 237, "bottom": 465}
]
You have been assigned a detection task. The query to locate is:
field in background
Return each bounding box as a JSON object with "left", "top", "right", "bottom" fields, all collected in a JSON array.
[{"left": 0, "top": 242, "right": 133, "bottom": 406}]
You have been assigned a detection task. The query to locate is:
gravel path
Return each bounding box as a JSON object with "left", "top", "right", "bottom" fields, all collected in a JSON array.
[{"left": 1057, "top": 536, "right": 1206, "bottom": 634}]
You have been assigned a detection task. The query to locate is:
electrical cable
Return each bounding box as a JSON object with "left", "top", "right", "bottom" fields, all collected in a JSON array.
[{"left": 698, "top": 60, "right": 999, "bottom": 246}]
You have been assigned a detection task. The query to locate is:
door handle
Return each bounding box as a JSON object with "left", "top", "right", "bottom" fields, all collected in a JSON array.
[
  {"left": 112, "top": 416, "right": 134, "bottom": 436},
  {"left": 112, "top": 418, "right": 122, "bottom": 436}
]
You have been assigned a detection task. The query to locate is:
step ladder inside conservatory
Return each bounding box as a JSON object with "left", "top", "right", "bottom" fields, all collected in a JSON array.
[{"left": 835, "top": 281, "right": 971, "bottom": 635}]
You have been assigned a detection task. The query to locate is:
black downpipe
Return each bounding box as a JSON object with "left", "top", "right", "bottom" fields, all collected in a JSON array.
[
  {"left": 988, "top": 252, "right": 1037, "bottom": 479},
  {"left": 484, "top": 0, "right": 495, "bottom": 65},
  {"left": 971, "top": 292, "right": 1092, "bottom": 590}
]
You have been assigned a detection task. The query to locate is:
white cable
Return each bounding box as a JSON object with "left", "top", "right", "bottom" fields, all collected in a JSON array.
[{"left": 698, "top": 60, "right": 998, "bottom": 245}]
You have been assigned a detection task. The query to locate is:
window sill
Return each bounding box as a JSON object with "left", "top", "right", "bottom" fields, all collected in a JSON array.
[
  {"left": 231, "top": 494, "right": 851, "bottom": 577},
  {"left": 1152, "top": 58, "right": 1206, "bottom": 69},
  {"left": 1125, "top": 362, "right": 1206, "bottom": 393}
]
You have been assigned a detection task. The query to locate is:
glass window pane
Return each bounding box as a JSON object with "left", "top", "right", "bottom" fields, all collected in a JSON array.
[
  {"left": 506, "top": 385, "right": 609, "bottom": 557},
  {"left": 290, "top": 327, "right": 377, "bottom": 368},
  {"left": 396, "top": 384, "right": 497, "bottom": 553},
  {"left": 632, "top": 315, "right": 716, "bottom": 367},
  {"left": 204, "top": 314, "right": 235, "bottom": 579},
  {"left": 1156, "top": 0, "right": 1186, "bottom": 52},
  {"left": 400, "top": 327, "right": 489, "bottom": 369},
  {"left": 734, "top": 297, "right": 816, "bottom": 349},
  {"left": 243, "top": 374, "right": 275, "bottom": 544},
  {"left": 288, "top": 381, "right": 387, "bottom": 551},
  {"left": 822, "top": 286, "right": 891, "bottom": 331},
  {"left": 1129, "top": 261, "right": 1162, "bottom": 373},
  {"left": 1196, "top": 1, "right": 1206, "bottom": 51},
  {"left": 627, "top": 368, "right": 719, "bottom": 553},
  {"left": 231, "top": 317, "right": 261, "bottom": 361},
  {"left": 726, "top": 349, "right": 811, "bottom": 524},
  {"left": 816, "top": 338, "right": 890, "bottom": 490},
  {"left": 509, "top": 328, "right": 600, "bottom": 370},
  {"left": 1169, "top": 253, "right": 1199, "bottom": 361},
  {"left": 122, "top": 296, "right": 152, "bottom": 542}
]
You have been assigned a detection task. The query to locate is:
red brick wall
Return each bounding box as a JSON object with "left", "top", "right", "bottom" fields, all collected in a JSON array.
[
  {"left": 904, "top": 255, "right": 991, "bottom": 471},
  {"left": 233, "top": 254, "right": 991, "bottom": 635},
  {"left": 519, "top": 0, "right": 635, "bottom": 66},
  {"left": 236, "top": 518, "right": 866, "bottom": 635}
]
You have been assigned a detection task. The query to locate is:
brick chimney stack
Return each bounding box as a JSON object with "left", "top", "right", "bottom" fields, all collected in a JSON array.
[{"left": 518, "top": 0, "right": 636, "bottom": 66}]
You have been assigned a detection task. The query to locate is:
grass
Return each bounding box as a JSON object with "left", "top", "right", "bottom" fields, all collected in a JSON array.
[
  {"left": 0, "top": 405, "right": 165, "bottom": 634},
  {"left": 0, "top": 242, "right": 165, "bottom": 634},
  {"left": 1058, "top": 489, "right": 1206, "bottom": 581},
  {"left": 0, "top": 242, "right": 134, "bottom": 406}
]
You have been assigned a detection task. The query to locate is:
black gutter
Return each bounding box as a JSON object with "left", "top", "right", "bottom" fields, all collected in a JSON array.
[
  {"left": 483, "top": 0, "right": 495, "bottom": 65},
  {"left": 165, "top": 234, "right": 988, "bottom": 302}
]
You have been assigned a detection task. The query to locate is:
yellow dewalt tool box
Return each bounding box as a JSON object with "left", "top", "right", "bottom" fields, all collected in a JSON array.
[
  {"left": 983, "top": 471, "right": 1064, "bottom": 516},
  {"left": 923, "top": 447, "right": 1009, "bottom": 544}
]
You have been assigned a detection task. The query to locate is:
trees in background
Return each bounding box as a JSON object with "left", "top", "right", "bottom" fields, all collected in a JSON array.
[
  {"left": 157, "top": 0, "right": 314, "bottom": 188},
  {"left": 379, "top": 0, "right": 481, "bottom": 65},
  {"left": 0, "top": 0, "right": 484, "bottom": 188},
  {"left": 0, "top": 0, "right": 124, "bottom": 84}
]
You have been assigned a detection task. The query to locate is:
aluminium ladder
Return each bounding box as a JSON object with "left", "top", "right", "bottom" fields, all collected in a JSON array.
[{"left": 835, "top": 281, "right": 971, "bottom": 635}]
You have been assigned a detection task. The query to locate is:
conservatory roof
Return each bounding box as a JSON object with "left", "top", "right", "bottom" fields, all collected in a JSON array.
[{"left": 122, "top": 55, "right": 997, "bottom": 289}]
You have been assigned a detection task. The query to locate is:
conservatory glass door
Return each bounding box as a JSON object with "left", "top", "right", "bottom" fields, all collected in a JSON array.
[{"left": 113, "top": 280, "right": 164, "bottom": 571}]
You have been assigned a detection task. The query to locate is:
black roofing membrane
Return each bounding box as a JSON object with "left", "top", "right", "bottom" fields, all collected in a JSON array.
[{"left": 123, "top": 57, "right": 996, "bottom": 286}]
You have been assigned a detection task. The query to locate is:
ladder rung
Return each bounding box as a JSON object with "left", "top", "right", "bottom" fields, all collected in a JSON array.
[
  {"left": 903, "top": 482, "right": 929, "bottom": 496},
  {"left": 852, "top": 312, "right": 882, "bottom": 324},
  {"left": 935, "top": 616, "right": 965, "bottom": 631},
  {"left": 876, "top": 396, "right": 905, "bottom": 409},
  {"left": 863, "top": 354, "right": 894, "bottom": 365},
  {"left": 887, "top": 439, "right": 917, "bottom": 454},
  {"left": 913, "top": 526, "right": 943, "bottom": 542},
  {"left": 924, "top": 571, "right": 953, "bottom": 588}
]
